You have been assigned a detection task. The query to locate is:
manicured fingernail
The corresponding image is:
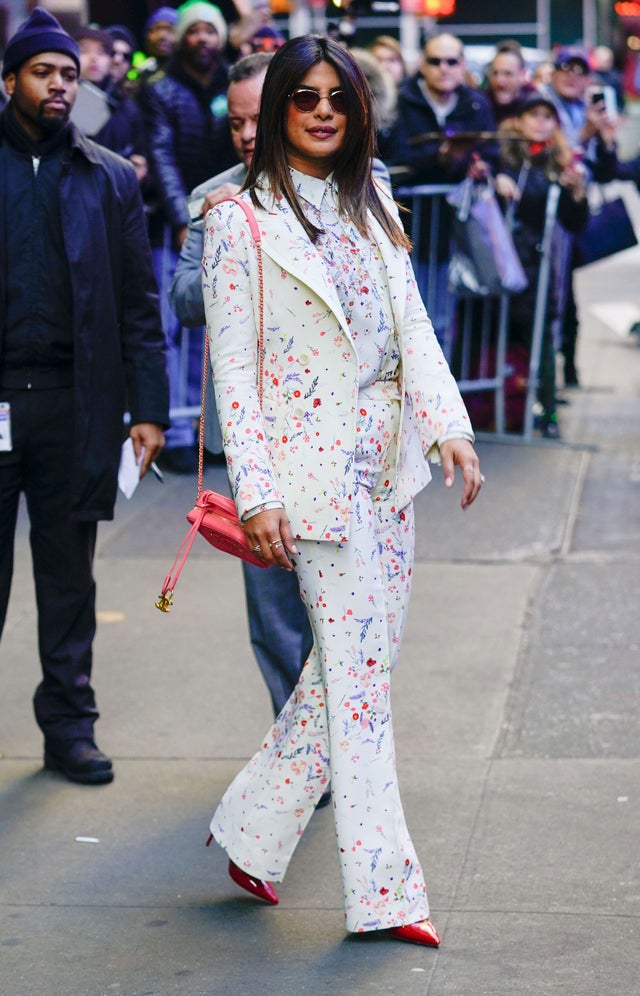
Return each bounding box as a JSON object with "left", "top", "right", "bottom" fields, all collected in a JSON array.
[{"left": 445, "top": 477, "right": 453, "bottom": 487}]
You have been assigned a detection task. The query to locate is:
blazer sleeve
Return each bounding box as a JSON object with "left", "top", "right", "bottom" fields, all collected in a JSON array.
[{"left": 202, "top": 201, "right": 284, "bottom": 516}]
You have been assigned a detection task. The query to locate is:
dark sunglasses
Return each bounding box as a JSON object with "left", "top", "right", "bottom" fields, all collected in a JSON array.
[
  {"left": 557, "top": 61, "right": 587, "bottom": 75},
  {"left": 426, "top": 56, "right": 460, "bottom": 67},
  {"left": 288, "top": 87, "right": 346, "bottom": 114}
]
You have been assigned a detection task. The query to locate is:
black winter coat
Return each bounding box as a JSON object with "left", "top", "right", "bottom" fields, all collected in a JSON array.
[
  {"left": 0, "top": 118, "right": 169, "bottom": 521},
  {"left": 390, "top": 76, "right": 499, "bottom": 183},
  {"left": 139, "top": 57, "right": 236, "bottom": 232}
]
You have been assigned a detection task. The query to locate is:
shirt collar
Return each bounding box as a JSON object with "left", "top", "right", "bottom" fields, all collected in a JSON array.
[{"left": 290, "top": 167, "right": 337, "bottom": 210}]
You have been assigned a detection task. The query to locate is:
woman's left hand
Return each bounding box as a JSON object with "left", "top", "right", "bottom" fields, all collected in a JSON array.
[
  {"left": 243, "top": 508, "right": 298, "bottom": 569},
  {"left": 439, "top": 439, "right": 484, "bottom": 509}
]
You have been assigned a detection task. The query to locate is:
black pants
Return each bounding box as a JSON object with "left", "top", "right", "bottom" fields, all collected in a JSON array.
[{"left": 0, "top": 388, "right": 98, "bottom": 741}]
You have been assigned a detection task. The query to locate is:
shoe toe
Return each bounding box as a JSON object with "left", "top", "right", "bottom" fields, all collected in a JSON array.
[{"left": 389, "top": 919, "right": 441, "bottom": 947}]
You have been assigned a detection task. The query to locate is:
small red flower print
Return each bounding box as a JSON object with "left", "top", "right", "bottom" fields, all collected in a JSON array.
[
  {"left": 305, "top": 300, "right": 312, "bottom": 305},
  {"left": 231, "top": 401, "right": 239, "bottom": 409},
  {"left": 366, "top": 658, "right": 376, "bottom": 667},
  {"left": 282, "top": 436, "right": 288, "bottom": 443},
  {"left": 229, "top": 283, "right": 235, "bottom": 289},
  {"left": 379, "top": 887, "right": 389, "bottom": 895},
  {"left": 362, "top": 286, "right": 369, "bottom": 294},
  {"left": 273, "top": 378, "right": 279, "bottom": 386},
  {"left": 352, "top": 713, "right": 359, "bottom": 720},
  {"left": 293, "top": 390, "right": 301, "bottom": 398},
  {"left": 360, "top": 408, "right": 367, "bottom": 416},
  {"left": 313, "top": 398, "right": 321, "bottom": 408}
]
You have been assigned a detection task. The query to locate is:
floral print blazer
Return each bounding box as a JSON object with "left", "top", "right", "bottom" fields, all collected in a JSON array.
[{"left": 202, "top": 182, "right": 473, "bottom": 543}]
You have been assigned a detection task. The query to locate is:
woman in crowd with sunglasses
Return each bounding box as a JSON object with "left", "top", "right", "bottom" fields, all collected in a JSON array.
[{"left": 202, "top": 35, "right": 482, "bottom": 947}]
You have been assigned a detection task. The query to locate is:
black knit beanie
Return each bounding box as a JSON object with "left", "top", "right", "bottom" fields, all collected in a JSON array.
[{"left": 2, "top": 6, "right": 81, "bottom": 79}]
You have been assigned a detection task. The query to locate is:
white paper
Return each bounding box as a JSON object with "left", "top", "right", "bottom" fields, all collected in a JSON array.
[{"left": 118, "top": 438, "right": 142, "bottom": 499}]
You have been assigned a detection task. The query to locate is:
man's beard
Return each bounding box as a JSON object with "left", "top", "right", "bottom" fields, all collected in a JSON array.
[
  {"left": 38, "top": 101, "right": 71, "bottom": 134},
  {"left": 184, "top": 45, "right": 218, "bottom": 73}
]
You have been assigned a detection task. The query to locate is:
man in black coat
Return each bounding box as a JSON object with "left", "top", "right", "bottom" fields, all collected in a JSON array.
[{"left": 0, "top": 8, "right": 169, "bottom": 785}]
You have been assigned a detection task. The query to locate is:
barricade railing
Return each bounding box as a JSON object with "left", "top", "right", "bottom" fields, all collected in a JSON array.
[{"left": 396, "top": 182, "right": 510, "bottom": 436}]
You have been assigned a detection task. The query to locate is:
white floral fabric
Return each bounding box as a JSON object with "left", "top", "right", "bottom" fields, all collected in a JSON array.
[{"left": 204, "top": 173, "right": 473, "bottom": 933}]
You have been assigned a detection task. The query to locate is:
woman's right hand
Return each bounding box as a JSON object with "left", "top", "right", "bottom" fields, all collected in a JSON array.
[{"left": 243, "top": 509, "right": 298, "bottom": 569}]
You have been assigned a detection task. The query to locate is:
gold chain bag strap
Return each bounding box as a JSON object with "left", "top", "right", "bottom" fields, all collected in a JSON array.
[{"left": 156, "top": 197, "right": 268, "bottom": 613}]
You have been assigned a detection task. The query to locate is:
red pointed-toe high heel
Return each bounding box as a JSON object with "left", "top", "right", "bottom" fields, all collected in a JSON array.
[
  {"left": 388, "top": 919, "right": 440, "bottom": 947},
  {"left": 228, "top": 859, "right": 279, "bottom": 905}
]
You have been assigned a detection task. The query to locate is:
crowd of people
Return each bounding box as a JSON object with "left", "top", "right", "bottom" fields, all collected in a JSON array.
[
  {"left": 0, "top": 0, "right": 634, "bottom": 951},
  {"left": 0, "top": 5, "right": 630, "bottom": 453}
]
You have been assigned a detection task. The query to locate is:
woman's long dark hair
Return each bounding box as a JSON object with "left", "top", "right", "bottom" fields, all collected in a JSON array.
[{"left": 243, "top": 35, "right": 410, "bottom": 250}]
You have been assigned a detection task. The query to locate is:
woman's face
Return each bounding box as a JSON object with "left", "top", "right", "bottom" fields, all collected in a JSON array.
[
  {"left": 284, "top": 60, "right": 347, "bottom": 179},
  {"left": 520, "top": 106, "right": 557, "bottom": 143},
  {"left": 371, "top": 44, "right": 404, "bottom": 85}
]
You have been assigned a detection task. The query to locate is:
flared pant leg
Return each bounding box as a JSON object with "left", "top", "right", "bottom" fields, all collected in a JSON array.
[{"left": 211, "top": 455, "right": 430, "bottom": 931}]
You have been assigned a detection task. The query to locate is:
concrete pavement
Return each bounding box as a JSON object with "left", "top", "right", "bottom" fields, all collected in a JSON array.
[{"left": 1, "top": 229, "right": 640, "bottom": 994}]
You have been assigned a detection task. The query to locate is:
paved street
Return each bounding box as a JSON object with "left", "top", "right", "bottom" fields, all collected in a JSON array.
[{"left": 1, "top": 209, "right": 640, "bottom": 994}]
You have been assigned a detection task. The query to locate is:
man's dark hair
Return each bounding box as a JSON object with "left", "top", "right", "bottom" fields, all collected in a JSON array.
[{"left": 244, "top": 34, "right": 410, "bottom": 250}]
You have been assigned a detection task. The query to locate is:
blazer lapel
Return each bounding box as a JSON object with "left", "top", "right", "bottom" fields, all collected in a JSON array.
[{"left": 253, "top": 199, "right": 354, "bottom": 340}]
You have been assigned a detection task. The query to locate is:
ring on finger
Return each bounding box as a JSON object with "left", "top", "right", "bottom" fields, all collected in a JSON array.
[
  {"left": 252, "top": 545, "right": 261, "bottom": 553},
  {"left": 269, "top": 539, "right": 283, "bottom": 548},
  {"left": 480, "top": 474, "right": 486, "bottom": 484}
]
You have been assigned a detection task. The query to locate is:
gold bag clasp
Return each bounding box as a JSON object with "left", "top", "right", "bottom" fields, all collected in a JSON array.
[{"left": 155, "top": 590, "right": 173, "bottom": 613}]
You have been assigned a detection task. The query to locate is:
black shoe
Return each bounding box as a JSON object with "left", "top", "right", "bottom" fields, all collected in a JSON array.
[
  {"left": 157, "top": 446, "right": 198, "bottom": 475},
  {"left": 44, "top": 739, "right": 114, "bottom": 785}
]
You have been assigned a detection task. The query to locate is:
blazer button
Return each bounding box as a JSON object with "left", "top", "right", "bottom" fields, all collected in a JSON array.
[
  {"left": 293, "top": 408, "right": 304, "bottom": 420},
  {"left": 298, "top": 353, "right": 309, "bottom": 364}
]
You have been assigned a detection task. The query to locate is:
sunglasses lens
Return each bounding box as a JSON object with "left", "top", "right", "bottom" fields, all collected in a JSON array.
[
  {"left": 290, "top": 89, "right": 346, "bottom": 114},
  {"left": 292, "top": 90, "right": 319, "bottom": 112},
  {"left": 330, "top": 89, "right": 346, "bottom": 114}
]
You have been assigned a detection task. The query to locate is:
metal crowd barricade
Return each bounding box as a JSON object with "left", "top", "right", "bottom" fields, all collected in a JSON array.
[
  {"left": 396, "top": 182, "right": 509, "bottom": 436},
  {"left": 395, "top": 181, "right": 559, "bottom": 441}
]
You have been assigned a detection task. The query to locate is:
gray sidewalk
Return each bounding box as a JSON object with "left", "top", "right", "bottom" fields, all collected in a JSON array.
[{"left": 1, "top": 242, "right": 640, "bottom": 995}]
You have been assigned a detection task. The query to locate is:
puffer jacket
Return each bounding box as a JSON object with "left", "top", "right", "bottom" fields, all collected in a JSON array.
[{"left": 139, "top": 56, "right": 237, "bottom": 232}]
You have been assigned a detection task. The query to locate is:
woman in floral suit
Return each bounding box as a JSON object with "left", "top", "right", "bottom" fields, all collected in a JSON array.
[{"left": 202, "top": 35, "right": 483, "bottom": 947}]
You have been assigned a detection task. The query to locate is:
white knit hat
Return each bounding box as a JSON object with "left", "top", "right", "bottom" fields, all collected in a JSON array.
[{"left": 176, "top": 2, "right": 228, "bottom": 48}]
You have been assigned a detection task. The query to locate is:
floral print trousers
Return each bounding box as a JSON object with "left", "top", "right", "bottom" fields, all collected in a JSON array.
[{"left": 210, "top": 397, "right": 430, "bottom": 932}]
